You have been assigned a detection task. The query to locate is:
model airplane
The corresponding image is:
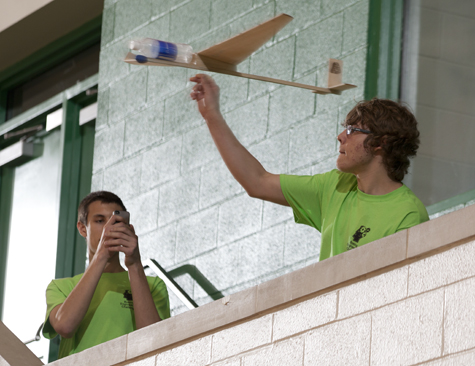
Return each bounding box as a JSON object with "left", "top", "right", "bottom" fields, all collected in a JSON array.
[{"left": 124, "top": 13, "right": 356, "bottom": 95}]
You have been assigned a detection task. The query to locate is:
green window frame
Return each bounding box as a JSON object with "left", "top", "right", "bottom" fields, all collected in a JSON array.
[
  {"left": 365, "top": 0, "right": 475, "bottom": 216},
  {"left": 0, "top": 16, "right": 101, "bottom": 362}
]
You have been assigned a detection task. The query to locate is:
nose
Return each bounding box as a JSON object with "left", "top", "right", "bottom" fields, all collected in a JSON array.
[{"left": 337, "top": 129, "right": 346, "bottom": 144}]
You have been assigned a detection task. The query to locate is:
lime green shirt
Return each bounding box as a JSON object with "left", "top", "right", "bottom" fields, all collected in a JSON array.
[
  {"left": 280, "top": 170, "right": 429, "bottom": 261},
  {"left": 43, "top": 271, "right": 170, "bottom": 359}
]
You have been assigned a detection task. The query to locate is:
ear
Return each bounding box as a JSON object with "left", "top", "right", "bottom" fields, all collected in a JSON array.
[{"left": 77, "top": 221, "right": 87, "bottom": 238}]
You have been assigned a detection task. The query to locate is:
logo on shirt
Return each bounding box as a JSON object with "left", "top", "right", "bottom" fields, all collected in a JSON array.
[
  {"left": 347, "top": 226, "right": 371, "bottom": 250},
  {"left": 121, "top": 290, "right": 134, "bottom": 309}
]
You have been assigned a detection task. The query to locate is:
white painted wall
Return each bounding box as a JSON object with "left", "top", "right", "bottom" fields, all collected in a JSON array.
[{"left": 0, "top": 0, "right": 53, "bottom": 32}]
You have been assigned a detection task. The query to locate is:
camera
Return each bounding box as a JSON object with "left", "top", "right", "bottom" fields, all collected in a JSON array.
[{"left": 112, "top": 210, "right": 130, "bottom": 224}]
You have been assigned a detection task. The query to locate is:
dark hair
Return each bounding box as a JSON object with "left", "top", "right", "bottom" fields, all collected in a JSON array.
[
  {"left": 345, "top": 98, "right": 420, "bottom": 182},
  {"left": 78, "top": 191, "right": 126, "bottom": 225}
]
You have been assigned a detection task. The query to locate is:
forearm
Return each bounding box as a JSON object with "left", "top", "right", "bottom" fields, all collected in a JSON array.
[
  {"left": 205, "top": 111, "right": 287, "bottom": 204},
  {"left": 128, "top": 263, "right": 161, "bottom": 329},
  {"left": 49, "top": 258, "right": 105, "bottom": 338}
]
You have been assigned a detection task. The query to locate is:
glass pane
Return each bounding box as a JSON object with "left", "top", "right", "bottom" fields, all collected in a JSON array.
[
  {"left": 401, "top": 0, "right": 475, "bottom": 206},
  {"left": 2, "top": 129, "right": 61, "bottom": 361}
]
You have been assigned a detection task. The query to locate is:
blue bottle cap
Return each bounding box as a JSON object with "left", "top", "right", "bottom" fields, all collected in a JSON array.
[{"left": 135, "top": 55, "right": 148, "bottom": 63}]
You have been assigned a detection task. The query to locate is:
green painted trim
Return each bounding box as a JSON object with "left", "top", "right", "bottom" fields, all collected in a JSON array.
[
  {"left": 0, "top": 16, "right": 101, "bottom": 90},
  {"left": 55, "top": 99, "right": 85, "bottom": 279},
  {"left": 0, "top": 167, "right": 14, "bottom": 319},
  {"left": 365, "top": 0, "right": 404, "bottom": 100},
  {"left": 427, "top": 189, "right": 475, "bottom": 216},
  {"left": 0, "top": 74, "right": 98, "bottom": 137}
]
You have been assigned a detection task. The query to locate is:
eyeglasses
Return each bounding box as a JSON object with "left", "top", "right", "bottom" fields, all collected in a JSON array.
[{"left": 346, "top": 125, "right": 372, "bottom": 136}]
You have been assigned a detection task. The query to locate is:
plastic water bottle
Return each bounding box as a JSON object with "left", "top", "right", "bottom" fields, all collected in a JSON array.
[{"left": 129, "top": 38, "right": 193, "bottom": 63}]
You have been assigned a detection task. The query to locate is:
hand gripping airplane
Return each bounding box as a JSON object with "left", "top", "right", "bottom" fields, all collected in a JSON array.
[{"left": 124, "top": 13, "right": 356, "bottom": 95}]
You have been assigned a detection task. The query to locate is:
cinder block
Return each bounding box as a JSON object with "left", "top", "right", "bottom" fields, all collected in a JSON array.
[
  {"left": 408, "top": 240, "right": 475, "bottom": 296},
  {"left": 155, "top": 336, "right": 212, "bottom": 366},
  {"left": 371, "top": 289, "right": 444, "bottom": 365},
  {"left": 176, "top": 207, "right": 218, "bottom": 261},
  {"left": 273, "top": 291, "right": 337, "bottom": 340},
  {"left": 212, "top": 73, "right": 249, "bottom": 113},
  {"left": 125, "top": 189, "right": 159, "bottom": 235},
  {"left": 126, "top": 357, "right": 156, "bottom": 366},
  {"left": 182, "top": 124, "right": 220, "bottom": 173},
  {"left": 321, "top": 0, "right": 359, "bottom": 16},
  {"left": 101, "top": 4, "right": 116, "bottom": 47},
  {"left": 338, "top": 47, "right": 366, "bottom": 105},
  {"left": 99, "top": 43, "right": 127, "bottom": 98},
  {"left": 163, "top": 92, "right": 202, "bottom": 138},
  {"left": 311, "top": 154, "right": 338, "bottom": 175},
  {"left": 338, "top": 266, "right": 408, "bottom": 319},
  {"left": 407, "top": 204, "right": 475, "bottom": 259},
  {"left": 289, "top": 116, "right": 337, "bottom": 170},
  {"left": 418, "top": 349, "right": 475, "bottom": 365},
  {"left": 249, "top": 131, "right": 289, "bottom": 174},
  {"left": 169, "top": 0, "right": 211, "bottom": 43},
  {"left": 276, "top": 0, "right": 321, "bottom": 38},
  {"left": 129, "top": 13, "right": 170, "bottom": 40},
  {"left": 262, "top": 202, "right": 293, "bottom": 229},
  {"left": 268, "top": 74, "right": 316, "bottom": 134},
  {"left": 139, "top": 223, "right": 176, "bottom": 268},
  {"left": 211, "top": 315, "right": 272, "bottom": 362},
  {"left": 124, "top": 102, "right": 164, "bottom": 157},
  {"left": 92, "top": 122, "right": 125, "bottom": 172},
  {"left": 95, "top": 88, "right": 109, "bottom": 130},
  {"left": 295, "top": 14, "right": 343, "bottom": 76},
  {"left": 114, "top": 0, "right": 152, "bottom": 39},
  {"left": 209, "top": 357, "right": 241, "bottom": 366},
  {"left": 91, "top": 171, "right": 103, "bottom": 192},
  {"left": 158, "top": 169, "right": 200, "bottom": 226},
  {"left": 109, "top": 69, "right": 147, "bottom": 123},
  {"left": 199, "top": 159, "right": 243, "bottom": 209},
  {"left": 238, "top": 225, "right": 285, "bottom": 283},
  {"left": 210, "top": 0, "right": 252, "bottom": 28},
  {"left": 249, "top": 37, "right": 295, "bottom": 96},
  {"left": 242, "top": 337, "right": 304, "bottom": 366},
  {"left": 226, "top": 95, "right": 269, "bottom": 147},
  {"left": 284, "top": 220, "right": 321, "bottom": 266},
  {"left": 342, "top": 1, "right": 369, "bottom": 54},
  {"left": 148, "top": 66, "right": 188, "bottom": 103},
  {"left": 194, "top": 243, "right": 241, "bottom": 290},
  {"left": 444, "top": 276, "right": 475, "bottom": 355},
  {"left": 218, "top": 194, "right": 262, "bottom": 245},
  {"left": 103, "top": 155, "right": 142, "bottom": 199},
  {"left": 304, "top": 314, "right": 371, "bottom": 366},
  {"left": 141, "top": 136, "right": 182, "bottom": 191}
]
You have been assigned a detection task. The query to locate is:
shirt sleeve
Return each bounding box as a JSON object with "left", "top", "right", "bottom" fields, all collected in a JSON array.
[
  {"left": 149, "top": 276, "right": 171, "bottom": 320},
  {"left": 42, "top": 280, "right": 69, "bottom": 339},
  {"left": 280, "top": 173, "right": 325, "bottom": 231}
]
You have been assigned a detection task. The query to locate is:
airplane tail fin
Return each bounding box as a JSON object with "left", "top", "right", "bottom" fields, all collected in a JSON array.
[{"left": 325, "top": 59, "right": 356, "bottom": 95}]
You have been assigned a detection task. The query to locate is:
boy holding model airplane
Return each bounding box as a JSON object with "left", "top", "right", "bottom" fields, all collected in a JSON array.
[{"left": 190, "top": 74, "right": 428, "bottom": 260}]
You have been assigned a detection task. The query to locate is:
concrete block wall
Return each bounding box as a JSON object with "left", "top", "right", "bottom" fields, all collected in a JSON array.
[
  {"left": 94, "top": 0, "right": 369, "bottom": 314},
  {"left": 37, "top": 204, "right": 475, "bottom": 366}
]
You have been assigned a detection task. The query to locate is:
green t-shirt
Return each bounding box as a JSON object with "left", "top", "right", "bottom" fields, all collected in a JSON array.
[
  {"left": 43, "top": 271, "right": 170, "bottom": 359},
  {"left": 280, "top": 169, "right": 429, "bottom": 261}
]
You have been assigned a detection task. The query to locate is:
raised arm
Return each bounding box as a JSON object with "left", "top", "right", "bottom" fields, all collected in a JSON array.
[
  {"left": 105, "top": 218, "right": 161, "bottom": 328},
  {"left": 48, "top": 218, "right": 116, "bottom": 338},
  {"left": 190, "top": 74, "right": 289, "bottom": 206}
]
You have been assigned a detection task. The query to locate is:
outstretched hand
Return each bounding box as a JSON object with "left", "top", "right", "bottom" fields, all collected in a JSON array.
[{"left": 190, "top": 74, "right": 222, "bottom": 121}]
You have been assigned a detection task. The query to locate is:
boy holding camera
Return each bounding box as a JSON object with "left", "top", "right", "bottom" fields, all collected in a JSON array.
[{"left": 43, "top": 191, "right": 169, "bottom": 359}]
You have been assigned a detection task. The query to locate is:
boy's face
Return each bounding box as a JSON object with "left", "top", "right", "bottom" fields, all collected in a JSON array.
[
  {"left": 77, "top": 200, "right": 124, "bottom": 256},
  {"left": 336, "top": 123, "right": 375, "bottom": 175}
]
